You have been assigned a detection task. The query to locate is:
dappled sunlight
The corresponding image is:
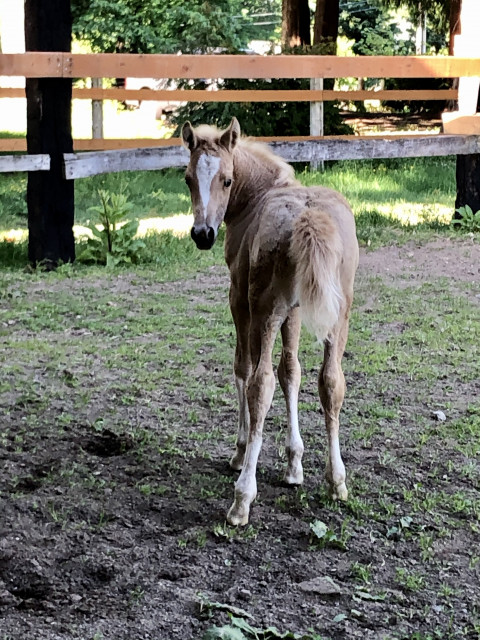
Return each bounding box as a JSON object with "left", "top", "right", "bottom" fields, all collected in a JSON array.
[
  {"left": 137, "top": 214, "right": 192, "bottom": 237},
  {"left": 73, "top": 213, "right": 192, "bottom": 241},
  {"left": 0, "top": 228, "right": 27, "bottom": 243},
  {"left": 371, "top": 202, "right": 453, "bottom": 226}
]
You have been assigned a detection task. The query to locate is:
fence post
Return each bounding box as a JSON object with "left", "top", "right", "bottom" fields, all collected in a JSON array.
[
  {"left": 310, "top": 77, "right": 324, "bottom": 172},
  {"left": 451, "top": 0, "right": 480, "bottom": 218},
  {"left": 25, "top": 0, "right": 75, "bottom": 267},
  {"left": 92, "top": 77, "right": 104, "bottom": 139}
]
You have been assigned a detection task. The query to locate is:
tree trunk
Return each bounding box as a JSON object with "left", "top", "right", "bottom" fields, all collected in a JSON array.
[
  {"left": 282, "top": 0, "right": 311, "bottom": 48},
  {"left": 25, "top": 0, "right": 75, "bottom": 267},
  {"left": 313, "top": 0, "right": 339, "bottom": 52}
]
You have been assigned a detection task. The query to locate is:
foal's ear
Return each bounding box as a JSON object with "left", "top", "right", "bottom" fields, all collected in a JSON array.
[
  {"left": 220, "top": 117, "right": 241, "bottom": 151},
  {"left": 181, "top": 121, "right": 197, "bottom": 151}
]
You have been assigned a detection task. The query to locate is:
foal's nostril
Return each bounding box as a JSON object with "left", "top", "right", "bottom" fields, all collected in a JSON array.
[
  {"left": 190, "top": 226, "right": 196, "bottom": 241},
  {"left": 207, "top": 227, "right": 215, "bottom": 243}
]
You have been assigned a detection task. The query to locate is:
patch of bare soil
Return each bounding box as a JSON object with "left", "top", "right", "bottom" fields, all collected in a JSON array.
[
  {"left": 1, "top": 238, "right": 479, "bottom": 640},
  {"left": 359, "top": 236, "right": 480, "bottom": 285}
]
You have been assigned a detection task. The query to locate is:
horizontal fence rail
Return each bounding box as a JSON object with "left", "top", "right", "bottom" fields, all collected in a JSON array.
[
  {"left": 1, "top": 53, "right": 479, "bottom": 165},
  {"left": 0, "top": 87, "right": 459, "bottom": 103},
  {"left": 0, "top": 154, "right": 50, "bottom": 172},
  {"left": 63, "top": 134, "right": 480, "bottom": 180},
  {"left": 1, "top": 53, "right": 480, "bottom": 79}
]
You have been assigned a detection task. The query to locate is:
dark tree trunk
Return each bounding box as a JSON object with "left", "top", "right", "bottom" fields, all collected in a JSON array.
[
  {"left": 313, "top": 0, "right": 339, "bottom": 52},
  {"left": 25, "top": 0, "right": 75, "bottom": 267},
  {"left": 455, "top": 155, "right": 480, "bottom": 217},
  {"left": 282, "top": 0, "right": 311, "bottom": 48},
  {"left": 452, "top": 0, "right": 480, "bottom": 220}
]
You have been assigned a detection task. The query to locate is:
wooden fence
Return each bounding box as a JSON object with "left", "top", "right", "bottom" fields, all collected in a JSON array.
[{"left": 0, "top": 52, "right": 479, "bottom": 174}]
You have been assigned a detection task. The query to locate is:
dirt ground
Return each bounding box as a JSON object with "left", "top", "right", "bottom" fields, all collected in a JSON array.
[{"left": 1, "top": 237, "right": 479, "bottom": 640}]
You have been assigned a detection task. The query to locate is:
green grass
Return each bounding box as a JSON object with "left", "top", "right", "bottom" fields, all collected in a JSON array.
[
  {"left": 1, "top": 245, "right": 479, "bottom": 638},
  {"left": 1, "top": 207, "right": 479, "bottom": 638},
  {"left": 0, "top": 156, "right": 460, "bottom": 268}
]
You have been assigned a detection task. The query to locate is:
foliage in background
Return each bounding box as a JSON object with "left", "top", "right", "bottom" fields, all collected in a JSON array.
[
  {"left": 339, "top": 0, "right": 449, "bottom": 115},
  {"left": 378, "top": 0, "right": 452, "bottom": 35},
  {"left": 77, "top": 190, "right": 145, "bottom": 267},
  {"left": 170, "top": 44, "right": 353, "bottom": 138},
  {"left": 340, "top": 0, "right": 412, "bottom": 57},
  {"left": 71, "top": 0, "right": 255, "bottom": 53},
  {"left": 171, "top": 76, "right": 352, "bottom": 137}
]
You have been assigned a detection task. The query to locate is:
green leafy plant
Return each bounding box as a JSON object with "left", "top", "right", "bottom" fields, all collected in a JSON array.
[
  {"left": 203, "top": 614, "right": 325, "bottom": 640},
  {"left": 452, "top": 205, "right": 480, "bottom": 232},
  {"left": 309, "top": 519, "right": 351, "bottom": 550},
  {"left": 77, "top": 190, "right": 145, "bottom": 267}
]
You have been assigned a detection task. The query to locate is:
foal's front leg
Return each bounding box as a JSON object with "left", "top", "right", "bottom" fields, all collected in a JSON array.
[
  {"left": 227, "top": 314, "right": 281, "bottom": 526},
  {"left": 229, "top": 289, "right": 251, "bottom": 470}
]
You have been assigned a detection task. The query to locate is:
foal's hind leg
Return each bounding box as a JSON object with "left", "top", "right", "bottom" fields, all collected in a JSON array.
[
  {"left": 278, "top": 308, "right": 304, "bottom": 485},
  {"left": 318, "top": 301, "right": 352, "bottom": 501}
]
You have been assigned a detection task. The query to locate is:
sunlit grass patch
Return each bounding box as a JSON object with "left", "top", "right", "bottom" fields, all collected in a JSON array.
[{"left": 364, "top": 201, "right": 452, "bottom": 226}]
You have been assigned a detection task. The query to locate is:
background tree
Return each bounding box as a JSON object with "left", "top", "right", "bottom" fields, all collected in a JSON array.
[
  {"left": 378, "top": 0, "right": 456, "bottom": 52},
  {"left": 242, "top": 0, "right": 282, "bottom": 43},
  {"left": 281, "top": 0, "right": 310, "bottom": 47},
  {"left": 171, "top": 0, "right": 351, "bottom": 137},
  {"left": 313, "top": 0, "right": 339, "bottom": 52},
  {"left": 71, "top": 0, "right": 254, "bottom": 53},
  {"left": 340, "top": 0, "right": 411, "bottom": 57}
]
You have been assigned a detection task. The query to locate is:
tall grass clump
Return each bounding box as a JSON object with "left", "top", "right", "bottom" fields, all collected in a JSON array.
[{"left": 0, "top": 239, "right": 28, "bottom": 268}]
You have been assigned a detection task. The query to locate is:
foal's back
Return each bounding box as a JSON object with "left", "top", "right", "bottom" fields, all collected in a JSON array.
[{"left": 227, "top": 181, "right": 358, "bottom": 314}]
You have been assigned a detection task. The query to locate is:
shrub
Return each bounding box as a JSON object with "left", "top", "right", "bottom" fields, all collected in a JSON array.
[{"left": 77, "top": 190, "right": 145, "bottom": 267}]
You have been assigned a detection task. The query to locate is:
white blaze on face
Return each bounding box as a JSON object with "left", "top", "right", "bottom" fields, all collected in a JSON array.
[{"left": 196, "top": 154, "right": 221, "bottom": 211}]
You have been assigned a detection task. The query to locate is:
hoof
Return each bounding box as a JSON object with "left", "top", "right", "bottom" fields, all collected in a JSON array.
[
  {"left": 229, "top": 449, "right": 245, "bottom": 471},
  {"left": 329, "top": 482, "right": 348, "bottom": 502},
  {"left": 226, "top": 503, "right": 250, "bottom": 526},
  {"left": 283, "top": 467, "right": 304, "bottom": 486}
]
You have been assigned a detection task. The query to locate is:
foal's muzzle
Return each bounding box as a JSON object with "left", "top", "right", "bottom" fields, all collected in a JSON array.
[{"left": 191, "top": 226, "right": 216, "bottom": 250}]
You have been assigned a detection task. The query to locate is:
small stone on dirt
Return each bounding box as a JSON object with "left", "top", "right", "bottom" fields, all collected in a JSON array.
[
  {"left": 0, "top": 589, "right": 20, "bottom": 607},
  {"left": 298, "top": 576, "right": 342, "bottom": 596},
  {"left": 432, "top": 410, "right": 446, "bottom": 422}
]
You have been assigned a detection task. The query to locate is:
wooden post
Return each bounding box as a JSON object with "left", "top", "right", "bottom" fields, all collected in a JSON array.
[
  {"left": 25, "top": 0, "right": 75, "bottom": 267},
  {"left": 310, "top": 77, "right": 324, "bottom": 172},
  {"left": 92, "top": 77, "right": 104, "bottom": 139},
  {"left": 449, "top": 0, "right": 480, "bottom": 218}
]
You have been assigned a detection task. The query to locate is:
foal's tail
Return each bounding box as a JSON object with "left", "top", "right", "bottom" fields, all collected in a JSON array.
[{"left": 290, "top": 209, "right": 343, "bottom": 342}]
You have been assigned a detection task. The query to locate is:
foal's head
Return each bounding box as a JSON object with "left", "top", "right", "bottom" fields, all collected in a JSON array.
[{"left": 182, "top": 118, "right": 240, "bottom": 250}]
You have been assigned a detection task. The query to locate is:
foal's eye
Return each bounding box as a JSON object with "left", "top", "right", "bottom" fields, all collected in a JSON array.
[{"left": 224, "top": 178, "right": 232, "bottom": 188}]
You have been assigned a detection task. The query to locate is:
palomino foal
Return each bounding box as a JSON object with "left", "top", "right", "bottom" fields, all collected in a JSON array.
[{"left": 182, "top": 118, "right": 359, "bottom": 526}]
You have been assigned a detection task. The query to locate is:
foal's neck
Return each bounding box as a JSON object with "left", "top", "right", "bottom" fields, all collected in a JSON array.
[{"left": 225, "top": 144, "right": 293, "bottom": 224}]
